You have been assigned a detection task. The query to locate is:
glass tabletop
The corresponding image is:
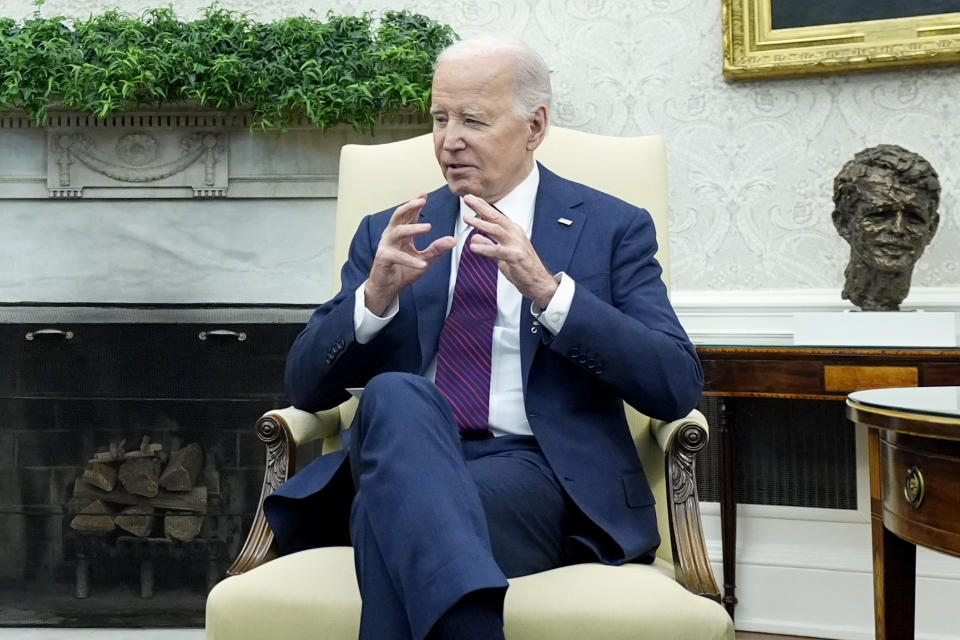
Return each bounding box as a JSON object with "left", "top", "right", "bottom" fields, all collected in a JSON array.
[{"left": 848, "top": 386, "right": 960, "bottom": 418}]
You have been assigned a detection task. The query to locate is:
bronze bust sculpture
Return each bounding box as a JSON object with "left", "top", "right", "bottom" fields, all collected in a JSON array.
[{"left": 832, "top": 144, "right": 941, "bottom": 311}]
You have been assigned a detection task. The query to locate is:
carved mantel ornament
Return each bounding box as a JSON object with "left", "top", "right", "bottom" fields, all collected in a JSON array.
[{"left": 46, "top": 113, "right": 229, "bottom": 199}]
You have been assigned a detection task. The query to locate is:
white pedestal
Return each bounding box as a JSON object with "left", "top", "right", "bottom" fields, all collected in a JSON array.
[{"left": 793, "top": 312, "right": 959, "bottom": 347}]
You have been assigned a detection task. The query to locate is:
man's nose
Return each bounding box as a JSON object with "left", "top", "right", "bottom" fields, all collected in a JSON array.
[
  {"left": 443, "top": 122, "right": 466, "bottom": 151},
  {"left": 889, "top": 211, "right": 906, "bottom": 233}
]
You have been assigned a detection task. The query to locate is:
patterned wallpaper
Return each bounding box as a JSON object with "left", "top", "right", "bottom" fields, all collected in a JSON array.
[{"left": 5, "top": 0, "right": 958, "bottom": 293}]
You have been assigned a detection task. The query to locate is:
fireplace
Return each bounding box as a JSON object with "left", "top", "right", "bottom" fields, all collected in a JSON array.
[
  {"left": 0, "top": 106, "right": 425, "bottom": 626},
  {"left": 0, "top": 306, "right": 320, "bottom": 626}
]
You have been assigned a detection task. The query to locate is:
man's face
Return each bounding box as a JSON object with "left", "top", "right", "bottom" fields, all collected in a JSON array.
[
  {"left": 430, "top": 53, "right": 544, "bottom": 203},
  {"left": 844, "top": 172, "right": 938, "bottom": 272}
]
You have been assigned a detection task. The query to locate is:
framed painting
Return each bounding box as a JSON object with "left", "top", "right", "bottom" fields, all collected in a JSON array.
[{"left": 722, "top": 0, "right": 960, "bottom": 80}]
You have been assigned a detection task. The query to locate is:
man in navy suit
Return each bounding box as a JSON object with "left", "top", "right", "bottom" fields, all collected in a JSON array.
[{"left": 264, "top": 35, "right": 702, "bottom": 640}]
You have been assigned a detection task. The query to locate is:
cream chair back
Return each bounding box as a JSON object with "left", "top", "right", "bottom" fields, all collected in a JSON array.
[
  {"left": 334, "top": 127, "right": 670, "bottom": 291},
  {"left": 333, "top": 126, "right": 675, "bottom": 564}
]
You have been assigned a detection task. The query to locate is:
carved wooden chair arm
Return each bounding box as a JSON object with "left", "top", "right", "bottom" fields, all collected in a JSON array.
[
  {"left": 650, "top": 409, "right": 722, "bottom": 602},
  {"left": 226, "top": 406, "right": 342, "bottom": 576}
]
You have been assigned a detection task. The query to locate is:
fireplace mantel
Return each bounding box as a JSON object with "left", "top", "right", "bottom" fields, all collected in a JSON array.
[
  {"left": 2, "top": 109, "right": 428, "bottom": 200},
  {"left": 0, "top": 109, "right": 430, "bottom": 305}
]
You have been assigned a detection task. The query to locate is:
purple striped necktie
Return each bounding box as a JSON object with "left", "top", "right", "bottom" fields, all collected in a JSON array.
[{"left": 435, "top": 228, "right": 498, "bottom": 439}]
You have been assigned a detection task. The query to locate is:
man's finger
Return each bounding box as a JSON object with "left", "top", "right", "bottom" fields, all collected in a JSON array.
[
  {"left": 388, "top": 196, "right": 427, "bottom": 226},
  {"left": 463, "top": 214, "right": 512, "bottom": 243},
  {"left": 420, "top": 236, "right": 457, "bottom": 260},
  {"left": 468, "top": 234, "right": 502, "bottom": 257},
  {"left": 463, "top": 194, "right": 503, "bottom": 222},
  {"left": 469, "top": 233, "right": 496, "bottom": 247},
  {"left": 384, "top": 222, "right": 433, "bottom": 243},
  {"left": 468, "top": 242, "right": 502, "bottom": 264},
  {"left": 380, "top": 248, "right": 428, "bottom": 270}
]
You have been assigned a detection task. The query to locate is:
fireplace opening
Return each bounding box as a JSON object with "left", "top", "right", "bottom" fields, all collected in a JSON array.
[{"left": 0, "top": 308, "right": 311, "bottom": 626}]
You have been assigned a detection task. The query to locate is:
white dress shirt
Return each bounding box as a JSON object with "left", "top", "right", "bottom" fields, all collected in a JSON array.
[{"left": 352, "top": 164, "right": 575, "bottom": 437}]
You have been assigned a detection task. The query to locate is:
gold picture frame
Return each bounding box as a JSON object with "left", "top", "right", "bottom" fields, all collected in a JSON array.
[{"left": 722, "top": 0, "right": 960, "bottom": 80}]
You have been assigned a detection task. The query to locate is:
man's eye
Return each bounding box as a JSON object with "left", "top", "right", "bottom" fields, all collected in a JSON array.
[
  {"left": 465, "top": 118, "right": 482, "bottom": 126},
  {"left": 905, "top": 211, "right": 927, "bottom": 225}
]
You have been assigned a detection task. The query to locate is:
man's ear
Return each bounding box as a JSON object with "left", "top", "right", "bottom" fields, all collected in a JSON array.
[{"left": 526, "top": 106, "right": 548, "bottom": 151}]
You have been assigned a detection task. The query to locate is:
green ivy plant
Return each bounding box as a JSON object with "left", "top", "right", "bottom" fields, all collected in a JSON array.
[{"left": 0, "top": 3, "right": 457, "bottom": 130}]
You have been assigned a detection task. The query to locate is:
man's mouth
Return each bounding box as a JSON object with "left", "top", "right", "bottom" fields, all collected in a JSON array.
[{"left": 875, "top": 241, "right": 913, "bottom": 251}]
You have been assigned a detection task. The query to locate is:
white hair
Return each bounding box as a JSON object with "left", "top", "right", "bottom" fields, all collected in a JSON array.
[{"left": 435, "top": 35, "right": 552, "bottom": 119}]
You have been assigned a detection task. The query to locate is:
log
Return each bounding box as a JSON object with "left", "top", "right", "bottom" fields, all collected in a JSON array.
[
  {"left": 115, "top": 506, "right": 154, "bottom": 538},
  {"left": 73, "top": 478, "right": 207, "bottom": 513},
  {"left": 118, "top": 457, "right": 162, "bottom": 498},
  {"left": 203, "top": 465, "right": 221, "bottom": 498},
  {"left": 165, "top": 514, "right": 203, "bottom": 541},
  {"left": 91, "top": 435, "right": 163, "bottom": 463},
  {"left": 133, "top": 435, "right": 166, "bottom": 464},
  {"left": 159, "top": 443, "right": 203, "bottom": 492},
  {"left": 90, "top": 438, "right": 126, "bottom": 463},
  {"left": 70, "top": 499, "right": 115, "bottom": 534},
  {"left": 81, "top": 461, "right": 117, "bottom": 492}
]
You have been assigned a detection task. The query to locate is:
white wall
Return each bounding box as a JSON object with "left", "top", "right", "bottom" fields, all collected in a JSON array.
[{"left": 3, "top": 0, "right": 957, "bottom": 296}]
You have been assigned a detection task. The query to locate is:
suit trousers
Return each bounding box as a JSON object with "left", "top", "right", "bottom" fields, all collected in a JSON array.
[{"left": 348, "top": 372, "right": 575, "bottom": 640}]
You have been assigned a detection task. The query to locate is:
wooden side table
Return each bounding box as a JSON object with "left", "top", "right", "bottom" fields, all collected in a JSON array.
[
  {"left": 696, "top": 346, "right": 960, "bottom": 619},
  {"left": 846, "top": 387, "right": 960, "bottom": 640}
]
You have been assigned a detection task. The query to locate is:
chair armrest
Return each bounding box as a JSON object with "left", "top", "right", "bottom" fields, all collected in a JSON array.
[
  {"left": 649, "top": 408, "right": 708, "bottom": 452},
  {"left": 271, "top": 406, "right": 343, "bottom": 445},
  {"left": 226, "top": 406, "right": 342, "bottom": 576},
  {"left": 649, "top": 409, "right": 721, "bottom": 602}
]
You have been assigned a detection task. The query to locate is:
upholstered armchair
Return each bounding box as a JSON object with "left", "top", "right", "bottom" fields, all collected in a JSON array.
[{"left": 206, "top": 127, "right": 733, "bottom": 640}]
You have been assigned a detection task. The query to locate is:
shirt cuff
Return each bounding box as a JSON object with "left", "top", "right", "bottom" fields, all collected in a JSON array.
[
  {"left": 530, "top": 272, "right": 574, "bottom": 335},
  {"left": 354, "top": 280, "right": 399, "bottom": 344}
]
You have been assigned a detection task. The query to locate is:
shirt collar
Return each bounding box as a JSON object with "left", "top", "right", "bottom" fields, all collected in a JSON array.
[{"left": 456, "top": 164, "right": 540, "bottom": 236}]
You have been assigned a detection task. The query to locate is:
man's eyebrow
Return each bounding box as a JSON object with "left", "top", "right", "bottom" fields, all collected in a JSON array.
[{"left": 429, "top": 106, "right": 446, "bottom": 115}]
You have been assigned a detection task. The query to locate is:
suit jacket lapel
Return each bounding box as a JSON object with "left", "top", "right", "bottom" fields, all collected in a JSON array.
[
  {"left": 412, "top": 187, "right": 458, "bottom": 372},
  {"left": 520, "top": 164, "right": 585, "bottom": 391}
]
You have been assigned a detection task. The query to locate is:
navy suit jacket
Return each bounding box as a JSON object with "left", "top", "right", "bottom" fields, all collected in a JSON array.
[{"left": 265, "top": 163, "right": 703, "bottom": 563}]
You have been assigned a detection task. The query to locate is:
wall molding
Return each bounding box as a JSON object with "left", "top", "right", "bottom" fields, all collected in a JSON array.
[
  {"left": 673, "top": 286, "right": 960, "bottom": 345},
  {"left": 699, "top": 506, "right": 960, "bottom": 639}
]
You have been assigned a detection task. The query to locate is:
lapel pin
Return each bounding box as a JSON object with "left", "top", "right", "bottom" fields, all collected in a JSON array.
[{"left": 557, "top": 217, "right": 573, "bottom": 226}]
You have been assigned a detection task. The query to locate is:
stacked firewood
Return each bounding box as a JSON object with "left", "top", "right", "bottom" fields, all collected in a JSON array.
[{"left": 69, "top": 436, "right": 213, "bottom": 541}]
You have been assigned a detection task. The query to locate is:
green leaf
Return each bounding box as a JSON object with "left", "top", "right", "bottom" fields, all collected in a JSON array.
[{"left": 0, "top": 3, "right": 457, "bottom": 128}]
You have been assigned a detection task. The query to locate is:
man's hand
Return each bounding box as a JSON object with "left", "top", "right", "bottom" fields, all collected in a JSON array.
[
  {"left": 462, "top": 194, "right": 558, "bottom": 309},
  {"left": 364, "top": 195, "right": 456, "bottom": 316}
]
